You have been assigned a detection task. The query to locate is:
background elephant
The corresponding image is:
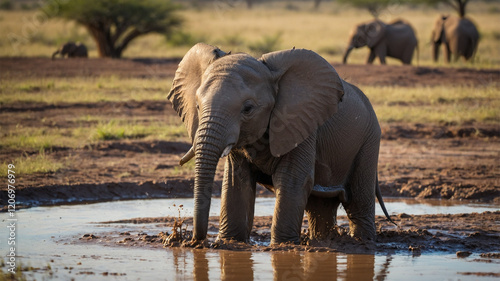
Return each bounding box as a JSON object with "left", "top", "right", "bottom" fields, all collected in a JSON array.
[
  {"left": 343, "top": 19, "right": 418, "bottom": 65},
  {"left": 168, "top": 43, "right": 393, "bottom": 246},
  {"left": 52, "top": 42, "right": 88, "bottom": 59},
  {"left": 431, "top": 15, "right": 479, "bottom": 63}
]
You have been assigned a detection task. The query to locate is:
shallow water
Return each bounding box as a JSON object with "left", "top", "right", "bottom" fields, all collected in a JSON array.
[
  {"left": 27, "top": 196, "right": 495, "bottom": 221},
  {"left": 1, "top": 198, "right": 499, "bottom": 280}
]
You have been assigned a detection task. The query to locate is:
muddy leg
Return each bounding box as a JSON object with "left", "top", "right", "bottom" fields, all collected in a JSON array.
[
  {"left": 343, "top": 140, "right": 378, "bottom": 242},
  {"left": 305, "top": 195, "right": 340, "bottom": 243}
]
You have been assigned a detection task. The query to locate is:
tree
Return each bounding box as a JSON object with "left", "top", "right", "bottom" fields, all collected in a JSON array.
[
  {"left": 51, "top": 0, "right": 182, "bottom": 58},
  {"left": 337, "top": 0, "right": 393, "bottom": 18},
  {"left": 412, "top": 0, "right": 470, "bottom": 17},
  {"left": 314, "top": 0, "right": 322, "bottom": 10}
]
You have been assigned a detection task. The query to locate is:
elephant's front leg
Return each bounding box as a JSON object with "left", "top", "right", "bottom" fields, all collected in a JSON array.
[
  {"left": 367, "top": 49, "right": 377, "bottom": 64},
  {"left": 444, "top": 43, "right": 452, "bottom": 63},
  {"left": 218, "top": 152, "right": 256, "bottom": 242},
  {"left": 271, "top": 136, "right": 316, "bottom": 245}
]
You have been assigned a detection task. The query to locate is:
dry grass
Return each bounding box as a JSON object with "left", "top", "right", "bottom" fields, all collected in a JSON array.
[
  {"left": 0, "top": 2, "right": 499, "bottom": 67},
  {"left": 0, "top": 77, "right": 170, "bottom": 104},
  {"left": 364, "top": 84, "right": 500, "bottom": 124}
]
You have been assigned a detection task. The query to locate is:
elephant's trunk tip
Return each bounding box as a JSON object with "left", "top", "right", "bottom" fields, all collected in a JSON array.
[{"left": 343, "top": 46, "right": 354, "bottom": 64}]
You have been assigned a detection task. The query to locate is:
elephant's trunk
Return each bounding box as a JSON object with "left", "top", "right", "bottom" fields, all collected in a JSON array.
[
  {"left": 52, "top": 51, "right": 60, "bottom": 60},
  {"left": 343, "top": 46, "right": 354, "bottom": 64},
  {"left": 192, "top": 115, "right": 229, "bottom": 241}
]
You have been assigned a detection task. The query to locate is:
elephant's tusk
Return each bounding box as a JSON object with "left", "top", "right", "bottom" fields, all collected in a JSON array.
[
  {"left": 220, "top": 144, "right": 233, "bottom": 158},
  {"left": 179, "top": 146, "right": 195, "bottom": 166}
]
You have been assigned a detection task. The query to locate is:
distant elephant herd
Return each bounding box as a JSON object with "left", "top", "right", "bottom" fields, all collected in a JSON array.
[
  {"left": 51, "top": 14, "right": 479, "bottom": 65},
  {"left": 343, "top": 15, "right": 479, "bottom": 65}
]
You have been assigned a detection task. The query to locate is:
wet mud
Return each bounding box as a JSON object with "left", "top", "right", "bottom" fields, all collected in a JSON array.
[{"left": 76, "top": 211, "right": 500, "bottom": 256}]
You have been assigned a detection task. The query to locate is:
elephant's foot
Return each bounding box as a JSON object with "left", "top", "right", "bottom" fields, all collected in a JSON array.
[
  {"left": 183, "top": 238, "right": 210, "bottom": 249},
  {"left": 311, "top": 184, "right": 348, "bottom": 202},
  {"left": 348, "top": 217, "right": 376, "bottom": 243},
  {"left": 212, "top": 237, "right": 253, "bottom": 250}
]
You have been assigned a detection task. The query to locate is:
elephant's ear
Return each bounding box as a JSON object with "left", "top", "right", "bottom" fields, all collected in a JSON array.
[
  {"left": 365, "top": 20, "right": 386, "bottom": 48},
  {"left": 260, "top": 48, "right": 344, "bottom": 157},
  {"left": 432, "top": 16, "right": 447, "bottom": 43},
  {"left": 167, "top": 43, "right": 226, "bottom": 143}
]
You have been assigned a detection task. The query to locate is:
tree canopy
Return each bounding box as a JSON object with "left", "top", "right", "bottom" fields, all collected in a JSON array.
[
  {"left": 337, "top": 0, "right": 393, "bottom": 18},
  {"left": 412, "top": 0, "right": 470, "bottom": 17},
  {"left": 338, "top": 0, "right": 471, "bottom": 18},
  {"left": 51, "top": 0, "right": 182, "bottom": 58}
]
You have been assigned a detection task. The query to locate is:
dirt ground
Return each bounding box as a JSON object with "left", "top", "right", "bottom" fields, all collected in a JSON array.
[{"left": 1, "top": 58, "right": 499, "bottom": 253}]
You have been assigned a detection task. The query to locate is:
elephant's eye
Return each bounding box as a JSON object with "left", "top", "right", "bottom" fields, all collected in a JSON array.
[{"left": 242, "top": 102, "right": 255, "bottom": 116}]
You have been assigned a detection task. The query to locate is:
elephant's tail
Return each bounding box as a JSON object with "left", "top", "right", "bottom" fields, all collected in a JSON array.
[
  {"left": 376, "top": 175, "right": 397, "bottom": 226},
  {"left": 415, "top": 41, "right": 420, "bottom": 67}
]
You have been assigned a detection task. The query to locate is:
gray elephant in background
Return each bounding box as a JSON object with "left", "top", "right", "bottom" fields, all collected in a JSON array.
[
  {"left": 52, "top": 42, "right": 88, "bottom": 59},
  {"left": 431, "top": 15, "right": 479, "bottom": 63},
  {"left": 343, "top": 19, "right": 418, "bottom": 65},
  {"left": 168, "top": 43, "right": 393, "bottom": 246}
]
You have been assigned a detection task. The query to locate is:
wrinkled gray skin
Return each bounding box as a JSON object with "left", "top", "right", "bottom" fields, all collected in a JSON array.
[
  {"left": 52, "top": 42, "right": 88, "bottom": 60},
  {"left": 431, "top": 15, "right": 479, "bottom": 63},
  {"left": 168, "top": 43, "right": 392, "bottom": 246},
  {"left": 343, "top": 19, "right": 418, "bottom": 65}
]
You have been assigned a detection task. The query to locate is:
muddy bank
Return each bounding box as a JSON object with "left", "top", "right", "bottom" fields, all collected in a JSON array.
[
  {"left": 1, "top": 122, "right": 499, "bottom": 209},
  {"left": 2, "top": 58, "right": 499, "bottom": 87},
  {"left": 1, "top": 58, "right": 499, "bottom": 208},
  {"left": 76, "top": 211, "right": 500, "bottom": 255}
]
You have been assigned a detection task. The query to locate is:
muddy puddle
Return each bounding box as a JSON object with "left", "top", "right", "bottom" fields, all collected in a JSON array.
[{"left": 2, "top": 198, "right": 499, "bottom": 280}]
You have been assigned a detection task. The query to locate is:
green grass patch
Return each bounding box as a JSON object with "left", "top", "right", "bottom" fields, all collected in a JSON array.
[
  {"left": 0, "top": 77, "right": 171, "bottom": 105},
  {"left": 92, "top": 119, "right": 187, "bottom": 141},
  {"left": 363, "top": 84, "right": 500, "bottom": 124},
  {"left": 0, "top": 150, "right": 64, "bottom": 177},
  {"left": 1, "top": 125, "right": 93, "bottom": 151},
  {"left": 2, "top": 117, "right": 187, "bottom": 152}
]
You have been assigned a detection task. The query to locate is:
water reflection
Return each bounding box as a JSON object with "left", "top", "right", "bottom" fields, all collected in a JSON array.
[
  {"left": 220, "top": 251, "right": 254, "bottom": 280},
  {"left": 178, "top": 249, "right": 387, "bottom": 281}
]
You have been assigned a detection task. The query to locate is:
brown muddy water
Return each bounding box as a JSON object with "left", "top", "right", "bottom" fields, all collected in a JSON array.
[{"left": 2, "top": 198, "right": 499, "bottom": 280}]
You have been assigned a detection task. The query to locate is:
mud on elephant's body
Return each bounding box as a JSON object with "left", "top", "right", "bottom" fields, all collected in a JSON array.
[
  {"left": 431, "top": 15, "right": 479, "bottom": 63},
  {"left": 343, "top": 19, "right": 418, "bottom": 65},
  {"left": 168, "top": 43, "right": 393, "bottom": 246},
  {"left": 52, "top": 42, "right": 88, "bottom": 59}
]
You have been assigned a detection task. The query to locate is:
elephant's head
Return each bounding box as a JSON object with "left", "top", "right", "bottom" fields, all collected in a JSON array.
[
  {"left": 431, "top": 15, "right": 449, "bottom": 62},
  {"left": 168, "top": 43, "right": 344, "bottom": 242},
  {"left": 343, "top": 20, "right": 386, "bottom": 64},
  {"left": 52, "top": 42, "right": 77, "bottom": 59}
]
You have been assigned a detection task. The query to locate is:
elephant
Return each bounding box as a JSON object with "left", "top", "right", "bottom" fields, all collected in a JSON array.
[
  {"left": 343, "top": 19, "right": 418, "bottom": 65},
  {"left": 52, "top": 42, "right": 88, "bottom": 59},
  {"left": 431, "top": 15, "right": 479, "bottom": 63},
  {"left": 168, "top": 43, "right": 394, "bottom": 246}
]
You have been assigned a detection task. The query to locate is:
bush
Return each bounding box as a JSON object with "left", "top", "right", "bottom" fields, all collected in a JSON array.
[
  {"left": 248, "top": 32, "right": 282, "bottom": 55},
  {"left": 0, "top": 0, "right": 13, "bottom": 10},
  {"left": 168, "top": 30, "right": 206, "bottom": 47}
]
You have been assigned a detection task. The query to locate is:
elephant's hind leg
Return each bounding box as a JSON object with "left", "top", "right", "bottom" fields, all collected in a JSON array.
[
  {"left": 305, "top": 195, "right": 340, "bottom": 244},
  {"left": 343, "top": 139, "right": 379, "bottom": 242}
]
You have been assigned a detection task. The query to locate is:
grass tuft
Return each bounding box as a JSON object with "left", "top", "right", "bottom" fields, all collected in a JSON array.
[{"left": 1, "top": 149, "right": 64, "bottom": 177}]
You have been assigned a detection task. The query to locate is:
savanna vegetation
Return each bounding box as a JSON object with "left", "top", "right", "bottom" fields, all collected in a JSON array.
[
  {"left": 1, "top": 1, "right": 500, "bottom": 66},
  {"left": 1, "top": 0, "right": 499, "bottom": 177}
]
